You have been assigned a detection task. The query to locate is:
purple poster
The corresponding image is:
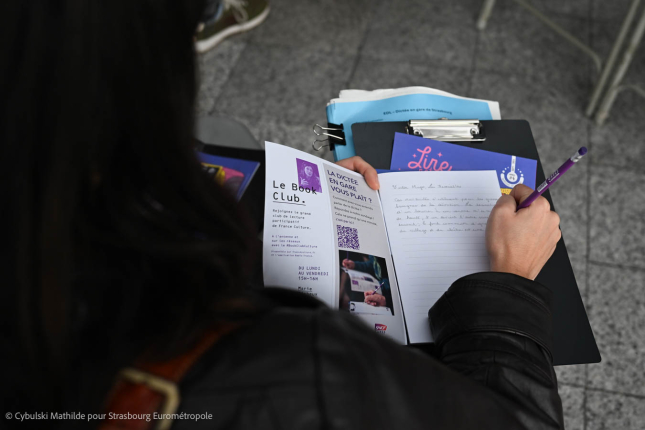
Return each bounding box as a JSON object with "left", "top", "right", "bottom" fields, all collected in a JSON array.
[
  {"left": 296, "top": 158, "right": 322, "bottom": 192},
  {"left": 390, "top": 133, "right": 538, "bottom": 194}
]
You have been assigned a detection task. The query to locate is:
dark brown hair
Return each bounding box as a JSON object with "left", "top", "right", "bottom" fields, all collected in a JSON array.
[{"left": 0, "top": 0, "right": 256, "bottom": 419}]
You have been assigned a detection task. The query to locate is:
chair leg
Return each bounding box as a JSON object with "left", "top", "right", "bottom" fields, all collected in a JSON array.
[
  {"left": 594, "top": 8, "right": 645, "bottom": 125},
  {"left": 586, "top": 0, "right": 642, "bottom": 117},
  {"left": 477, "top": 0, "right": 497, "bottom": 31}
]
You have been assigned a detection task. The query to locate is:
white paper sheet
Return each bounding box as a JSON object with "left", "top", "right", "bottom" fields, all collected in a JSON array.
[{"left": 377, "top": 171, "right": 502, "bottom": 343}]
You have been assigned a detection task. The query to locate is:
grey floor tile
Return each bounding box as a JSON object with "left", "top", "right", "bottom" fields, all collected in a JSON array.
[
  {"left": 589, "top": 166, "right": 645, "bottom": 268},
  {"left": 486, "top": 0, "right": 591, "bottom": 19},
  {"left": 591, "top": 0, "right": 638, "bottom": 22},
  {"left": 588, "top": 20, "right": 645, "bottom": 170},
  {"left": 361, "top": 0, "right": 480, "bottom": 69},
  {"left": 586, "top": 263, "right": 645, "bottom": 396},
  {"left": 476, "top": 7, "right": 592, "bottom": 91},
  {"left": 559, "top": 385, "right": 585, "bottom": 430},
  {"left": 556, "top": 258, "right": 589, "bottom": 385},
  {"left": 196, "top": 40, "right": 248, "bottom": 115},
  {"left": 348, "top": 56, "right": 472, "bottom": 96},
  {"left": 526, "top": 0, "right": 591, "bottom": 19},
  {"left": 248, "top": 0, "right": 375, "bottom": 55},
  {"left": 245, "top": 117, "right": 334, "bottom": 161},
  {"left": 214, "top": 44, "right": 353, "bottom": 127},
  {"left": 589, "top": 91, "right": 645, "bottom": 171},
  {"left": 586, "top": 389, "right": 645, "bottom": 430}
]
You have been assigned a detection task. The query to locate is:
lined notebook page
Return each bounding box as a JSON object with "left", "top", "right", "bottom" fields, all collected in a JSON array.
[{"left": 378, "top": 171, "right": 501, "bottom": 343}]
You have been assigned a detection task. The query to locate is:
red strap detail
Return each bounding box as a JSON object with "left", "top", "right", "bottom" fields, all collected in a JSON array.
[
  {"left": 100, "top": 381, "right": 164, "bottom": 430},
  {"left": 99, "top": 323, "right": 241, "bottom": 430}
]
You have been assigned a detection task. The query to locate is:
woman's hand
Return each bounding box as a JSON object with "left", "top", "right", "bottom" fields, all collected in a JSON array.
[
  {"left": 364, "top": 291, "right": 386, "bottom": 307},
  {"left": 486, "top": 184, "right": 561, "bottom": 280},
  {"left": 342, "top": 259, "right": 355, "bottom": 270},
  {"left": 335, "top": 156, "right": 379, "bottom": 190}
]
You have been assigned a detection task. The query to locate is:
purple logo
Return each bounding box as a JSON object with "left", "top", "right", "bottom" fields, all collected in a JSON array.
[{"left": 296, "top": 158, "right": 322, "bottom": 193}]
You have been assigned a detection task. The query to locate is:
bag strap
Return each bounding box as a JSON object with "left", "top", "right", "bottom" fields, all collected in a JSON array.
[{"left": 99, "top": 322, "right": 242, "bottom": 430}]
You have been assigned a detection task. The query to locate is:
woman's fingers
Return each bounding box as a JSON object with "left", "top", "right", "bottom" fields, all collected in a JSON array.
[{"left": 335, "top": 156, "right": 380, "bottom": 190}]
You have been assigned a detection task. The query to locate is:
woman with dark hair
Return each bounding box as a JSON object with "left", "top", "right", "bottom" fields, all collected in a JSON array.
[{"left": 0, "top": 1, "right": 564, "bottom": 429}]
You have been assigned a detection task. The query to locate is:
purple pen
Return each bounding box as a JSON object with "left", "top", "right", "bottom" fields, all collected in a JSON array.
[
  {"left": 517, "top": 147, "right": 588, "bottom": 210},
  {"left": 369, "top": 281, "right": 385, "bottom": 295},
  {"left": 366, "top": 281, "right": 386, "bottom": 306}
]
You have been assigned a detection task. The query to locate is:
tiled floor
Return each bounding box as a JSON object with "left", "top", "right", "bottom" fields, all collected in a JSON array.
[{"left": 197, "top": 0, "right": 645, "bottom": 428}]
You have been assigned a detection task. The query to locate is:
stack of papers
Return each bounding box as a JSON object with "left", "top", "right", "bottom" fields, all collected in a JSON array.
[{"left": 326, "top": 86, "right": 501, "bottom": 161}]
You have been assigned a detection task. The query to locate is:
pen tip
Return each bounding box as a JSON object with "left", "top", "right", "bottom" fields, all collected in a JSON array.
[{"left": 579, "top": 147, "right": 588, "bottom": 156}]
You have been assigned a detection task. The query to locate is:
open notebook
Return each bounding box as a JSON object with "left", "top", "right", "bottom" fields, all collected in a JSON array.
[{"left": 263, "top": 142, "right": 501, "bottom": 344}]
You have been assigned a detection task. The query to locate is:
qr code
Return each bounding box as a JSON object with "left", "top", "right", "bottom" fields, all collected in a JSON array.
[{"left": 337, "top": 225, "right": 360, "bottom": 250}]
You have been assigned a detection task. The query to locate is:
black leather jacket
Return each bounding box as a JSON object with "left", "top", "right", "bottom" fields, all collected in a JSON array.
[{"left": 175, "top": 272, "right": 563, "bottom": 429}]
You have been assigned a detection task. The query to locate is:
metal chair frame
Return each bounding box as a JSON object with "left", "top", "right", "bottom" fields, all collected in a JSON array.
[{"left": 476, "top": 0, "right": 645, "bottom": 125}]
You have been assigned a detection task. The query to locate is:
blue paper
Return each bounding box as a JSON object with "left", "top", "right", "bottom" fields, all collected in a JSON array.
[
  {"left": 390, "top": 133, "right": 537, "bottom": 194},
  {"left": 327, "top": 93, "right": 496, "bottom": 161}
]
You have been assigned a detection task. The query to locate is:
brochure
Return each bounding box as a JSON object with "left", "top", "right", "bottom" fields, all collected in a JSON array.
[
  {"left": 263, "top": 142, "right": 502, "bottom": 344},
  {"left": 390, "top": 133, "right": 538, "bottom": 194}
]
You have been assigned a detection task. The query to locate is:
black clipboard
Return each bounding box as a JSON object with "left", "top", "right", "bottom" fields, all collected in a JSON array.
[{"left": 350, "top": 120, "right": 600, "bottom": 366}]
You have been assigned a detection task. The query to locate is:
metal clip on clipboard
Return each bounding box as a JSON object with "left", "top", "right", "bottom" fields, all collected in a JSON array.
[
  {"left": 406, "top": 119, "right": 485, "bottom": 142},
  {"left": 312, "top": 119, "right": 485, "bottom": 151},
  {"left": 312, "top": 123, "right": 344, "bottom": 151}
]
